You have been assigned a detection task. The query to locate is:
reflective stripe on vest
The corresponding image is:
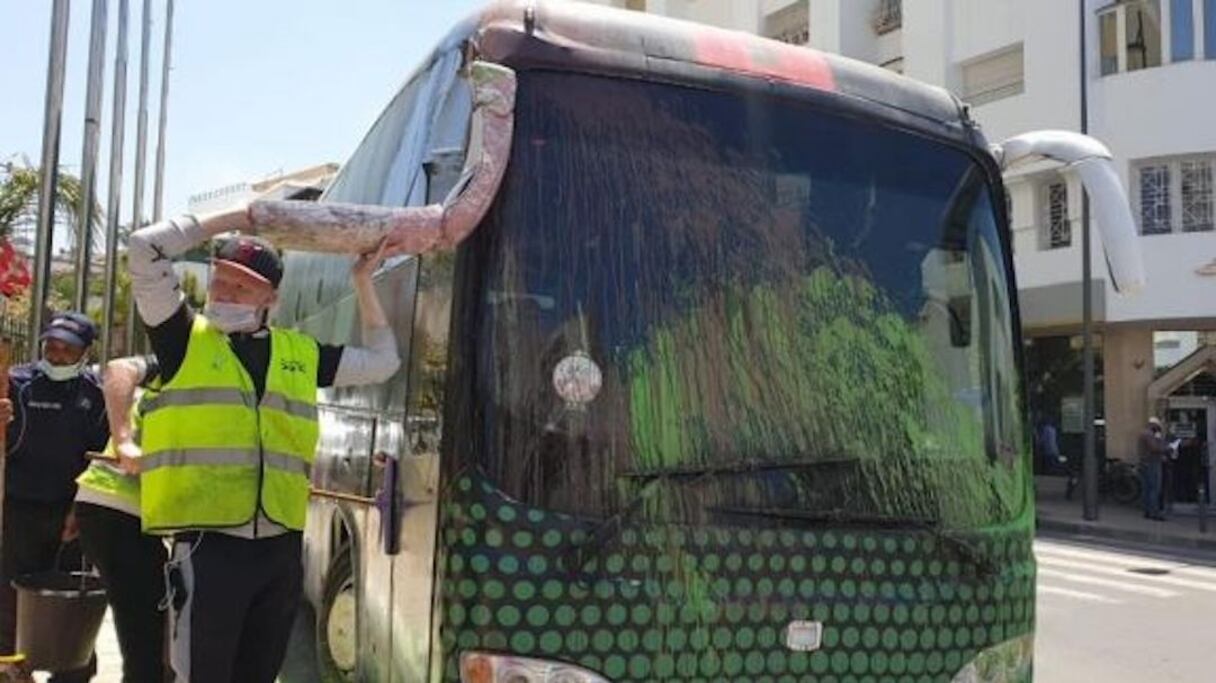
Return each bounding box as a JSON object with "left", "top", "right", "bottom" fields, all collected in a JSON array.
[
  {"left": 140, "top": 448, "right": 310, "bottom": 476},
  {"left": 142, "top": 387, "right": 316, "bottom": 421},
  {"left": 76, "top": 384, "right": 160, "bottom": 517},
  {"left": 140, "top": 315, "right": 320, "bottom": 533}
]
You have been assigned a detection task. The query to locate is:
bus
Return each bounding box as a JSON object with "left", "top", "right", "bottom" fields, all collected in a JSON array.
[{"left": 275, "top": 2, "right": 1144, "bottom": 681}]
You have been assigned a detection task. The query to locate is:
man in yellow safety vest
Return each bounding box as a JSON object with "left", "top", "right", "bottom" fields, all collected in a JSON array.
[
  {"left": 124, "top": 206, "right": 400, "bottom": 682},
  {"left": 74, "top": 355, "right": 169, "bottom": 683}
]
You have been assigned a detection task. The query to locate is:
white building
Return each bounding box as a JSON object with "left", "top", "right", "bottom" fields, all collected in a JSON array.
[
  {"left": 183, "top": 163, "right": 339, "bottom": 295},
  {"left": 586, "top": 0, "right": 1216, "bottom": 466},
  {"left": 187, "top": 163, "right": 339, "bottom": 215}
]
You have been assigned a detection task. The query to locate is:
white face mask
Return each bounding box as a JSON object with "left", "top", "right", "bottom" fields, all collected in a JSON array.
[
  {"left": 204, "top": 301, "right": 263, "bottom": 334},
  {"left": 37, "top": 358, "right": 84, "bottom": 382}
]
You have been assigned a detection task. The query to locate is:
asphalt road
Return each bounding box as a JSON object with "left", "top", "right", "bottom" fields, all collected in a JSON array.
[{"left": 1034, "top": 535, "right": 1216, "bottom": 682}]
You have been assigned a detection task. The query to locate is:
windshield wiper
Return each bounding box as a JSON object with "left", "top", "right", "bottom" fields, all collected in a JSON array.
[
  {"left": 618, "top": 456, "right": 861, "bottom": 482},
  {"left": 561, "top": 458, "right": 862, "bottom": 577},
  {"left": 705, "top": 506, "right": 998, "bottom": 579}
]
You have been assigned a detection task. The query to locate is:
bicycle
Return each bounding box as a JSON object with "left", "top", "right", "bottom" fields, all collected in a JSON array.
[{"left": 1062, "top": 455, "right": 1141, "bottom": 506}]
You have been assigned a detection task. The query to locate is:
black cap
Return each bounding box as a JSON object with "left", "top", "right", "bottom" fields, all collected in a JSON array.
[
  {"left": 40, "top": 311, "right": 97, "bottom": 348},
  {"left": 213, "top": 236, "right": 283, "bottom": 288}
]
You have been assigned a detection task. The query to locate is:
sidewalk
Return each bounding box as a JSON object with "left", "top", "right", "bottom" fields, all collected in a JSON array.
[
  {"left": 33, "top": 602, "right": 320, "bottom": 683},
  {"left": 1035, "top": 475, "right": 1216, "bottom": 551}
]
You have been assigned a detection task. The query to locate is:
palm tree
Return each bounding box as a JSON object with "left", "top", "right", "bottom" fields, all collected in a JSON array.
[
  {"left": 0, "top": 160, "right": 105, "bottom": 349},
  {"left": 0, "top": 159, "right": 103, "bottom": 252}
]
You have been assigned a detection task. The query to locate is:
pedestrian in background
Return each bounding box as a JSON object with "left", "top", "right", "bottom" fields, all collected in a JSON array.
[
  {"left": 1138, "top": 417, "right": 1171, "bottom": 521},
  {"left": 1160, "top": 426, "right": 1181, "bottom": 517},
  {"left": 0, "top": 312, "right": 108, "bottom": 682},
  {"left": 1037, "top": 416, "right": 1064, "bottom": 474}
]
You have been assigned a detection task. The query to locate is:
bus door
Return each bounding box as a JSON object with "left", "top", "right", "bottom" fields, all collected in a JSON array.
[{"left": 385, "top": 59, "right": 471, "bottom": 683}]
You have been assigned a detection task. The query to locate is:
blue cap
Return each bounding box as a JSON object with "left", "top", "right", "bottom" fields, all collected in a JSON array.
[{"left": 40, "top": 312, "right": 97, "bottom": 348}]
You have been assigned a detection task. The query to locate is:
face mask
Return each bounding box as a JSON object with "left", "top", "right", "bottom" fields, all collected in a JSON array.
[
  {"left": 204, "top": 301, "right": 263, "bottom": 333},
  {"left": 37, "top": 358, "right": 84, "bottom": 382}
]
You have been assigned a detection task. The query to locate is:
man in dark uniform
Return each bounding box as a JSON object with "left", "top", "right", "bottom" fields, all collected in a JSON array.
[{"left": 0, "top": 312, "right": 109, "bottom": 682}]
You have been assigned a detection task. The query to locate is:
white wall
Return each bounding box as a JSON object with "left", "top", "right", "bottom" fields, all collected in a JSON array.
[
  {"left": 963, "top": 0, "right": 1081, "bottom": 141},
  {"left": 187, "top": 184, "right": 256, "bottom": 215},
  {"left": 1155, "top": 331, "right": 1201, "bottom": 368},
  {"left": 657, "top": 0, "right": 759, "bottom": 30},
  {"left": 900, "top": 0, "right": 953, "bottom": 87},
  {"left": 580, "top": 0, "right": 760, "bottom": 30},
  {"left": 577, "top": 0, "right": 1216, "bottom": 328}
]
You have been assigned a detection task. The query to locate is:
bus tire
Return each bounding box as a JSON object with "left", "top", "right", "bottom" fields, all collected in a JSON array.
[{"left": 317, "top": 548, "right": 358, "bottom": 682}]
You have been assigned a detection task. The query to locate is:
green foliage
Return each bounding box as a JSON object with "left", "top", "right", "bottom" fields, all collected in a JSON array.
[
  {"left": 181, "top": 270, "right": 206, "bottom": 308},
  {"left": 0, "top": 161, "right": 102, "bottom": 241}
]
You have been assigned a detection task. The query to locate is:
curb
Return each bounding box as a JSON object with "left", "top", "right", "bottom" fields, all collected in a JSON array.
[{"left": 1037, "top": 516, "right": 1216, "bottom": 553}]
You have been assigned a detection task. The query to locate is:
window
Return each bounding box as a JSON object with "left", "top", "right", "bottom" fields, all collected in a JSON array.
[
  {"left": 960, "top": 44, "right": 1025, "bottom": 106},
  {"left": 1207, "top": 0, "right": 1216, "bottom": 59},
  {"left": 1100, "top": 10, "right": 1120, "bottom": 75},
  {"left": 1181, "top": 160, "right": 1215, "bottom": 232},
  {"left": 873, "top": 0, "right": 902, "bottom": 35},
  {"left": 1139, "top": 164, "right": 1173, "bottom": 234},
  {"left": 1098, "top": 0, "right": 1164, "bottom": 75},
  {"left": 764, "top": 0, "right": 809, "bottom": 46},
  {"left": 449, "top": 71, "right": 1025, "bottom": 527},
  {"left": 1136, "top": 155, "right": 1216, "bottom": 234},
  {"left": 1171, "top": 0, "right": 1194, "bottom": 61},
  {"left": 1043, "top": 181, "right": 1071, "bottom": 249},
  {"left": 1127, "top": 0, "right": 1164, "bottom": 70}
]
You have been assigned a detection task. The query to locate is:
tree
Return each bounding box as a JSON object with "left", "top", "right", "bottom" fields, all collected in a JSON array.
[
  {"left": 1, "top": 160, "right": 106, "bottom": 357},
  {"left": 0, "top": 160, "right": 102, "bottom": 245}
]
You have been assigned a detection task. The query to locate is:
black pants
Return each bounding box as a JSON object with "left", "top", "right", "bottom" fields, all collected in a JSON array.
[
  {"left": 75, "top": 503, "right": 170, "bottom": 683},
  {"left": 167, "top": 531, "right": 302, "bottom": 683},
  {"left": 1162, "top": 459, "right": 1176, "bottom": 513},
  {"left": 0, "top": 498, "right": 96, "bottom": 682}
]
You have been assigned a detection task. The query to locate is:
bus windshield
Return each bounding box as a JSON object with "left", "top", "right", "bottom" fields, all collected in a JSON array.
[{"left": 447, "top": 70, "right": 1026, "bottom": 530}]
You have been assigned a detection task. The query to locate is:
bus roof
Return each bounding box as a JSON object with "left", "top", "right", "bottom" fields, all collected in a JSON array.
[{"left": 457, "top": 1, "right": 981, "bottom": 145}]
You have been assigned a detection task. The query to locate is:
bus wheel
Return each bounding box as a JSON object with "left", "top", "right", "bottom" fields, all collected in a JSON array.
[{"left": 317, "top": 549, "right": 358, "bottom": 681}]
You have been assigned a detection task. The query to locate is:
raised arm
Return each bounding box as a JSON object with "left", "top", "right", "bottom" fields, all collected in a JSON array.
[
  {"left": 102, "top": 357, "right": 150, "bottom": 474},
  {"left": 331, "top": 241, "right": 401, "bottom": 387},
  {"left": 126, "top": 206, "right": 252, "bottom": 326}
]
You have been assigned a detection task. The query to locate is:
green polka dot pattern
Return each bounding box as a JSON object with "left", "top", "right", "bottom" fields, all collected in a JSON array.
[{"left": 438, "top": 476, "right": 1035, "bottom": 682}]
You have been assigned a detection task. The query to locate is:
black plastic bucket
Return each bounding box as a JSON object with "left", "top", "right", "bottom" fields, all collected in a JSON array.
[{"left": 12, "top": 570, "right": 106, "bottom": 672}]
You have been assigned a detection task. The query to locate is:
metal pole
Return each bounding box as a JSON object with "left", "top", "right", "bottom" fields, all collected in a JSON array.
[
  {"left": 125, "top": 0, "right": 151, "bottom": 357},
  {"left": 151, "top": 0, "right": 174, "bottom": 223},
  {"left": 74, "top": 0, "right": 108, "bottom": 312},
  {"left": 29, "top": 0, "right": 72, "bottom": 361},
  {"left": 1198, "top": 476, "right": 1208, "bottom": 534},
  {"left": 1080, "top": 0, "right": 1099, "bottom": 520},
  {"left": 100, "top": 0, "right": 129, "bottom": 363}
]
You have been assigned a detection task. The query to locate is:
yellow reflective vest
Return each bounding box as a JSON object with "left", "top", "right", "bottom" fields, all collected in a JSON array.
[
  {"left": 75, "top": 382, "right": 160, "bottom": 517},
  {"left": 140, "top": 315, "right": 320, "bottom": 534}
]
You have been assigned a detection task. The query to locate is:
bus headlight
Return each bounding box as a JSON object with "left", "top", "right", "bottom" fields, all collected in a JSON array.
[
  {"left": 460, "top": 652, "right": 611, "bottom": 683},
  {"left": 949, "top": 634, "right": 1034, "bottom": 683}
]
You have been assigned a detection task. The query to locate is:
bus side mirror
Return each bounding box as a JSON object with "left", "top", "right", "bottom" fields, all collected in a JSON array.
[
  {"left": 992, "top": 130, "right": 1146, "bottom": 294},
  {"left": 246, "top": 61, "right": 517, "bottom": 257}
]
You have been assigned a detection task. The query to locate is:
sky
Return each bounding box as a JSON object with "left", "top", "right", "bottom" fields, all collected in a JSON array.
[{"left": 0, "top": 0, "right": 484, "bottom": 225}]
